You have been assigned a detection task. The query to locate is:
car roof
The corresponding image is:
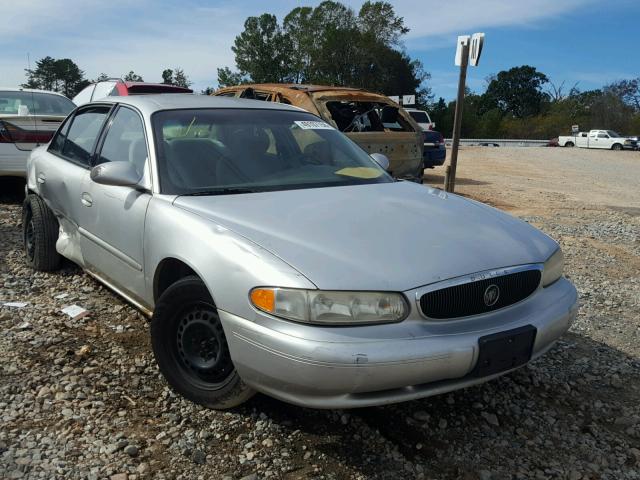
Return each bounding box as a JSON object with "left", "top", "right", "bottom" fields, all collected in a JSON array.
[
  {"left": 228, "top": 83, "right": 365, "bottom": 93},
  {"left": 0, "top": 87, "right": 70, "bottom": 98},
  {"left": 95, "top": 93, "right": 305, "bottom": 115}
]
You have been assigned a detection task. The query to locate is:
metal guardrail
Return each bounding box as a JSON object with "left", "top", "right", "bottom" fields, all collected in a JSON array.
[{"left": 444, "top": 138, "right": 549, "bottom": 147}]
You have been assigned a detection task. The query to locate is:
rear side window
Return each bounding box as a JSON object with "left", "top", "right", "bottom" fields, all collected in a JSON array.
[
  {"left": 49, "top": 117, "right": 73, "bottom": 154},
  {"left": 59, "top": 107, "right": 111, "bottom": 166},
  {"left": 409, "top": 111, "right": 430, "bottom": 123},
  {"left": 0, "top": 91, "right": 74, "bottom": 115}
]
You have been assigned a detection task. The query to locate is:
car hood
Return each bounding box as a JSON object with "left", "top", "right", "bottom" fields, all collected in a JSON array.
[{"left": 173, "top": 182, "right": 557, "bottom": 291}]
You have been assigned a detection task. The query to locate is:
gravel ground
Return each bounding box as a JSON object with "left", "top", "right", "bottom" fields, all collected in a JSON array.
[{"left": 1, "top": 147, "right": 640, "bottom": 480}]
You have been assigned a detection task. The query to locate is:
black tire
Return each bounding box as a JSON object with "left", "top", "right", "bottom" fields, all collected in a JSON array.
[
  {"left": 565, "top": 141, "right": 575, "bottom": 147},
  {"left": 22, "top": 194, "right": 61, "bottom": 271},
  {"left": 611, "top": 143, "right": 623, "bottom": 151},
  {"left": 151, "top": 276, "right": 254, "bottom": 409}
]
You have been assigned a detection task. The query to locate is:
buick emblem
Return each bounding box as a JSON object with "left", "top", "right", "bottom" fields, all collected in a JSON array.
[{"left": 483, "top": 284, "right": 500, "bottom": 307}]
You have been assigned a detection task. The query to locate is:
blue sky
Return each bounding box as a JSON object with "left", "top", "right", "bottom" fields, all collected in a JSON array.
[{"left": 1, "top": 0, "right": 638, "bottom": 100}]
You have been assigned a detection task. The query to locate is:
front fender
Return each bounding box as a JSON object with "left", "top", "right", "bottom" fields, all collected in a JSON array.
[{"left": 143, "top": 196, "right": 316, "bottom": 317}]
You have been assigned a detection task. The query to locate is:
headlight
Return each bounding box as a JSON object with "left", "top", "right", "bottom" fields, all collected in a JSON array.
[
  {"left": 542, "top": 248, "right": 564, "bottom": 287},
  {"left": 250, "top": 287, "right": 408, "bottom": 324}
]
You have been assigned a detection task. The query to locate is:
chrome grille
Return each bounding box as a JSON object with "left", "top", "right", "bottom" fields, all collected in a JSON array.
[{"left": 419, "top": 269, "right": 541, "bottom": 319}]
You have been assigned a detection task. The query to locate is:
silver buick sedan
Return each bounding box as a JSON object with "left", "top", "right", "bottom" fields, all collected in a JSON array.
[{"left": 23, "top": 95, "right": 578, "bottom": 409}]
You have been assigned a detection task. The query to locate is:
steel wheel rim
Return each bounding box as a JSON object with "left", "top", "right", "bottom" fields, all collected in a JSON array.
[
  {"left": 25, "top": 218, "right": 35, "bottom": 261},
  {"left": 175, "top": 303, "right": 234, "bottom": 388}
]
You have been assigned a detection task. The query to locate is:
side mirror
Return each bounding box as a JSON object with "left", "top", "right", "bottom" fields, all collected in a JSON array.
[
  {"left": 90, "top": 161, "right": 141, "bottom": 187},
  {"left": 370, "top": 153, "right": 390, "bottom": 171}
]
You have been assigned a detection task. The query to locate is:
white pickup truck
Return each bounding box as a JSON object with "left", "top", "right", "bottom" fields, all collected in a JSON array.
[{"left": 558, "top": 130, "right": 637, "bottom": 150}]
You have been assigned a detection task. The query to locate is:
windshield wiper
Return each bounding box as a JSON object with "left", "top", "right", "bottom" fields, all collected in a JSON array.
[{"left": 181, "top": 187, "right": 259, "bottom": 196}]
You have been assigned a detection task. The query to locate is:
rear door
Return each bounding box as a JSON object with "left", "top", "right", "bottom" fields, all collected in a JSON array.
[
  {"left": 311, "top": 94, "right": 423, "bottom": 179},
  {"left": 36, "top": 105, "right": 112, "bottom": 265},
  {"left": 78, "top": 105, "right": 151, "bottom": 301}
]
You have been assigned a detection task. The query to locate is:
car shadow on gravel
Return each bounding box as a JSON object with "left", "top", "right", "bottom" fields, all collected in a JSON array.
[
  {"left": 237, "top": 332, "right": 640, "bottom": 479},
  {"left": 423, "top": 172, "right": 489, "bottom": 187},
  {"left": 0, "top": 177, "right": 26, "bottom": 205}
]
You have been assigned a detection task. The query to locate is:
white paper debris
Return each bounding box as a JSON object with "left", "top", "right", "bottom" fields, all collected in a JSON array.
[
  {"left": 16, "top": 321, "right": 31, "bottom": 330},
  {"left": 294, "top": 120, "right": 334, "bottom": 130},
  {"left": 54, "top": 293, "right": 69, "bottom": 300},
  {"left": 3, "top": 302, "right": 28, "bottom": 308},
  {"left": 61, "top": 305, "right": 89, "bottom": 320}
]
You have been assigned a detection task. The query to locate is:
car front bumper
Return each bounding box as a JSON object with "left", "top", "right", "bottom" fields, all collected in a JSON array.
[{"left": 221, "top": 277, "right": 578, "bottom": 409}]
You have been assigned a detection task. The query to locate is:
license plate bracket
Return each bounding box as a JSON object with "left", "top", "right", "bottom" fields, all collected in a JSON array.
[{"left": 473, "top": 325, "right": 537, "bottom": 377}]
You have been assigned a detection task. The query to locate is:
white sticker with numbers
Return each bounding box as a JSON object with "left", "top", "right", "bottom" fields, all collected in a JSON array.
[{"left": 294, "top": 120, "right": 334, "bottom": 130}]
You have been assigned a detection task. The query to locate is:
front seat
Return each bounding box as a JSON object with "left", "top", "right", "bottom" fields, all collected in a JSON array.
[
  {"left": 224, "top": 127, "right": 277, "bottom": 180},
  {"left": 165, "top": 138, "right": 220, "bottom": 189}
]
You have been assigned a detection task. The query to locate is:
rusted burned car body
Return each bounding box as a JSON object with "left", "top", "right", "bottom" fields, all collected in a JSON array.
[{"left": 214, "top": 84, "right": 424, "bottom": 181}]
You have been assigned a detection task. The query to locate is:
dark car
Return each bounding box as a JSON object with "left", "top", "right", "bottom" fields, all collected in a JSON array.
[
  {"left": 72, "top": 79, "right": 192, "bottom": 105},
  {"left": 423, "top": 130, "right": 446, "bottom": 168}
]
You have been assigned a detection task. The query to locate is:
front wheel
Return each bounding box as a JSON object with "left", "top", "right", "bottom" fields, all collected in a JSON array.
[
  {"left": 611, "top": 143, "right": 623, "bottom": 151},
  {"left": 151, "top": 276, "right": 255, "bottom": 409},
  {"left": 22, "top": 194, "right": 61, "bottom": 271}
]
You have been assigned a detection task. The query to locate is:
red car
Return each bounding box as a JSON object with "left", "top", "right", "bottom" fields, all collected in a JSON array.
[{"left": 72, "top": 79, "right": 192, "bottom": 105}]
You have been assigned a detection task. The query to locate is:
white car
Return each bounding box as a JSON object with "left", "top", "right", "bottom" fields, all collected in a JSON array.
[
  {"left": 0, "top": 88, "right": 75, "bottom": 176},
  {"left": 405, "top": 108, "right": 435, "bottom": 131},
  {"left": 558, "top": 130, "right": 637, "bottom": 150}
]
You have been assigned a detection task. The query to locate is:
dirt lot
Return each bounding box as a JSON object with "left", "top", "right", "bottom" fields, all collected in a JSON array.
[{"left": 1, "top": 147, "right": 639, "bottom": 480}]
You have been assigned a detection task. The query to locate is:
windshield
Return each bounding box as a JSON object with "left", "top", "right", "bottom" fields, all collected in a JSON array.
[
  {"left": 0, "top": 91, "right": 74, "bottom": 116},
  {"left": 152, "top": 108, "right": 393, "bottom": 195},
  {"left": 409, "top": 111, "right": 430, "bottom": 123},
  {"left": 606, "top": 130, "right": 621, "bottom": 138}
]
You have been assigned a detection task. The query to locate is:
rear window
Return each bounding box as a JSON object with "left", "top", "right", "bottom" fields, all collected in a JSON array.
[
  {"left": 324, "top": 100, "right": 415, "bottom": 133},
  {"left": 409, "top": 111, "right": 430, "bottom": 123},
  {"left": 0, "top": 91, "right": 74, "bottom": 116}
]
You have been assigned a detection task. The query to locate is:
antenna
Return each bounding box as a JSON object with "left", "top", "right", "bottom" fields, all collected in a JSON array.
[{"left": 27, "top": 53, "right": 40, "bottom": 146}]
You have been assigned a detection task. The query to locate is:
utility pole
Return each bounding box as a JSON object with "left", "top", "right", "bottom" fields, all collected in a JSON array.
[{"left": 444, "top": 33, "right": 484, "bottom": 193}]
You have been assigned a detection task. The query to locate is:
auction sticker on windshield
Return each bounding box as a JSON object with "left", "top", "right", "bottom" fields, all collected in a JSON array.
[{"left": 294, "top": 120, "right": 334, "bottom": 130}]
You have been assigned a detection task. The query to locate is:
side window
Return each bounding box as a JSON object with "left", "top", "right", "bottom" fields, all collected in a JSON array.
[
  {"left": 60, "top": 107, "right": 110, "bottom": 166},
  {"left": 48, "top": 116, "right": 73, "bottom": 155},
  {"left": 97, "top": 107, "right": 147, "bottom": 175},
  {"left": 597, "top": 133, "right": 608, "bottom": 139}
]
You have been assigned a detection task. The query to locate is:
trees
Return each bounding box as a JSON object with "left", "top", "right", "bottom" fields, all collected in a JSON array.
[
  {"left": 483, "top": 66, "right": 549, "bottom": 118},
  {"left": 23, "top": 56, "right": 89, "bottom": 98},
  {"left": 221, "top": 1, "right": 428, "bottom": 100},
  {"left": 123, "top": 71, "right": 144, "bottom": 82},
  {"left": 232, "top": 14, "right": 290, "bottom": 83},
  {"left": 216, "top": 67, "right": 247, "bottom": 88},
  {"left": 605, "top": 78, "right": 640, "bottom": 111},
  {"left": 161, "top": 68, "right": 192, "bottom": 88}
]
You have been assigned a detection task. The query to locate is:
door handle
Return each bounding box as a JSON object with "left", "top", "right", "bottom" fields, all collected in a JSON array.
[
  {"left": 81, "top": 192, "right": 93, "bottom": 207},
  {"left": 37, "top": 173, "right": 46, "bottom": 184}
]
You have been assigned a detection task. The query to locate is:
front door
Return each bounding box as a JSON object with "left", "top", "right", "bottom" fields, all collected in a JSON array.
[{"left": 78, "top": 106, "right": 151, "bottom": 303}]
